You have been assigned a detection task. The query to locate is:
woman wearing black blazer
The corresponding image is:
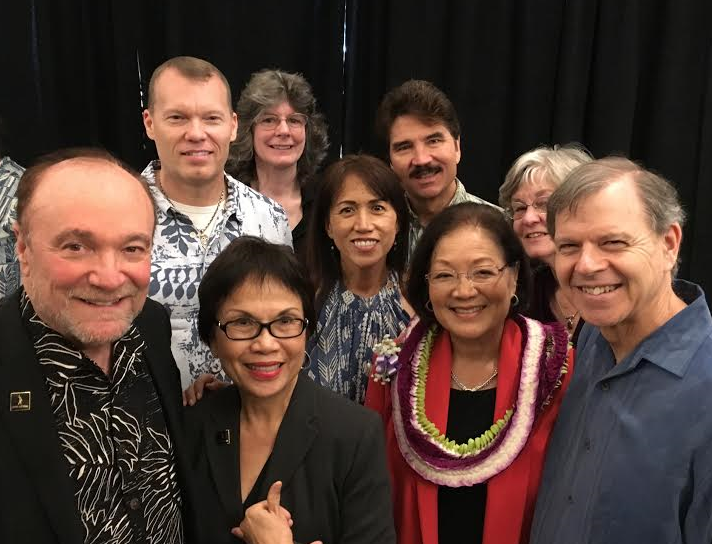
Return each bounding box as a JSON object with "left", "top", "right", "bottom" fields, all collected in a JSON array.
[{"left": 186, "top": 236, "right": 395, "bottom": 544}]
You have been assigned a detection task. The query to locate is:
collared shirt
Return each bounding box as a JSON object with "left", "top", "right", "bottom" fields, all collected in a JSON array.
[
  {"left": 142, "top": 161, "right": 292, "bottom": 387},
  {"left": 530, "top": 280, "right": 712, "bottom": 544},
  {"left": 20, "top": 291, "right": 184, "bottom": 544},
  {"left": 0, "top": 156, "right": 24, "bottom": 299},
  {"left": 406, "top": 178, "right": 501, "bottom": 260}
]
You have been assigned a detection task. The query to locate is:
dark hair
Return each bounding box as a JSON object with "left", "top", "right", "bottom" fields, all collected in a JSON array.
[
  {"left": 16, "top": 147, "right": 156, "bottom": 230},
  {"left": 226, "top": 69, "right": 329, "bottom": 186},
  {"left": 197, "top": 236, "right": 316, "bottom": 345},
  {"left": 375, "top": 80, "right": 460, "bottom": 155},
  {"left": 306, "top": 154, "right": 409, "bottom": 312},
  {"left": 147, "top": 56, "right": 232, "bottom": 110},
  {"left": 406, "top": 202, "right": 531, "bottom": 326}
]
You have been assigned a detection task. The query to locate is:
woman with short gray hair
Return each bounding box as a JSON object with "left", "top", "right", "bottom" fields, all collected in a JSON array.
[
  {"left": 227, "top": 69, "right": 329, "bottom": 259},
  {"left": 499, "top": 144, "right": 592, "bottom": 342}
]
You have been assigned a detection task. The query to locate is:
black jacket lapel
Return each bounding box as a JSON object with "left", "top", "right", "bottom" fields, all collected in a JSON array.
[
  {"left": 259, "top": 374, "right": 319, "bottom": 497},
  {"left": 203, "top": 387, "right": 242, "bottom": 522},
  {"left": 0, "top": 295, "right": 83, "bottom": 544}
]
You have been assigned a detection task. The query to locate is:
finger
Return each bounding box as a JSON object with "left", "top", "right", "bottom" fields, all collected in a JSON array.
[
  {"left": 231, "top": 527, "right": 244, "bottom": 539},
  {"left": 266, "top": 481, "right": 282, "bottom": 513},
  {"left": 206, "top": 379, "right": 223, "bottom": 390},
  {"left": 182, "top": 389, "right": 188, "bottom": 407},
  {"left": 278, "top": 505, "right": 292, "bottom": 522}
]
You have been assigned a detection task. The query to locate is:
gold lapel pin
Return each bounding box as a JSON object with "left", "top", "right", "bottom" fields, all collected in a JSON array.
[{"left": 10, "top": 391, "right": 31, "bottom": 412}]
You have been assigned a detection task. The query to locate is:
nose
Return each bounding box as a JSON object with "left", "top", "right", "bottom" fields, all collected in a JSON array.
[
  {"left": 354, "top": 209, "right": 374, "bottom": 231},
  {"left": 521, "top": 205, "right": 543, "bottom": 225},
  {"left": 185, "top": 118, "right": 207, "bottom": 141},
  {"left": 250, "top": 326, "right": 280, "bottom": 352},
  {"left": 452, "top": 274, "right": 479, "bottom": 297},
  {"left": 274, "top": 118, "right": 290, "bottom": 136},
  {"left": 574, "top": 243, "right": 607, "bottom": 276},
  {"left": 88, "top": 252, "right": 126, "bottom": 291},
  {"left": 412, "top": 143, "right": 432, "bottom": 166}
]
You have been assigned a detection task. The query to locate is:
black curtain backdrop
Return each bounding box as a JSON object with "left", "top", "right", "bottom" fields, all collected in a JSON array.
[
  {"left": 1, "top": 0, "right": 711, "bottom": 295},
  {"left": 345, "top": 0, "right": 712, "bottom": 296}
]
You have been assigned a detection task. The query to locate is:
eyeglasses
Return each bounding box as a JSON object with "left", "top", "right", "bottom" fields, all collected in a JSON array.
[
  {"left": 216, "top": 316, "right": 308, "bottom": 340},
  {"left": 426, "top": 264, "right": 509, "bottom": 287},
  {"left": 509, "top": 198, "right": 549, "bottom": 220},
  {"left": 254, "top": 113, "right": 308, "bottom": 131}
]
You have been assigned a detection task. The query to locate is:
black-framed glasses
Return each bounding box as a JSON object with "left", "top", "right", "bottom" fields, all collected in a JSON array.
[
  {"left": 216, "top": 316, "right": 308, "bottom": 340},
  {"left": 425, "top": 264, "right": 510, "bottom": 287},
  {"left": 254, "top": 113, "right": 308, "bottom": 131}
]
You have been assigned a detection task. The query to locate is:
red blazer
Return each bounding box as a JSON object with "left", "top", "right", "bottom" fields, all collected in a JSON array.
[{"left": 365, "top": 318, "right": 574, "bottom": 544}]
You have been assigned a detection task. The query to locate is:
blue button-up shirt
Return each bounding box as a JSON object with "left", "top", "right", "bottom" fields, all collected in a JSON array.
[{"left": 530, "top": 280, "right": 712, "bottom": 544}]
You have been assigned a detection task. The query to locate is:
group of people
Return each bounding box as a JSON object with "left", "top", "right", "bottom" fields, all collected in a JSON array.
[{"left": 1, "top": 54, "right": 711, "bottom": 544}]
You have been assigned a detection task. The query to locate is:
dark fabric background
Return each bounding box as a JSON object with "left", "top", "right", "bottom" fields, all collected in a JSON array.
[{"left": 1, "top": 0, "right": 711, "bottom": 294}]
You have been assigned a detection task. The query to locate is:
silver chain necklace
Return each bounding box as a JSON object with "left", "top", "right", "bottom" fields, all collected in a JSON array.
[
  {"left": 158, "top": 176, "right": 225, "bottom": 248},
  {"left": 450, "top": 367, "right": 499, "bottom": 392}
]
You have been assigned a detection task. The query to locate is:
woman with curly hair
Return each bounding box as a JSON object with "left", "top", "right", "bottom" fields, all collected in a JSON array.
[{"left": 227, "top": 69, "right": 329, "bottom": 259}]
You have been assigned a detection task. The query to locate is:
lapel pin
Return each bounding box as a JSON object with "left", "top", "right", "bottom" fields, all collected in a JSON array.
[
  {"left": 216, "top": 429, "right": 231, "bottom": 445},
  {"left": 10, "top": 391, "right": 31, "bottom": 412}
]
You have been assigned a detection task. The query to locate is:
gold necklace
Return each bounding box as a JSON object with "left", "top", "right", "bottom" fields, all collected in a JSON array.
[
  {"left": 553, "top": 292, "right": 579, "bottom": 333},
  {"left": 450, "top": 367, "right": 498, "bottom": 392},
  {"left": 158, "top": 176, "right": 225, "bottom": 248}
]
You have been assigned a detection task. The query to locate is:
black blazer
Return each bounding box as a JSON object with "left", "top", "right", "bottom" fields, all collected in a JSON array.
[
  {"left": 186, "top": 373, "right": 396, "bottom": 544},
  {"left": 0, "top": 294, "right": 198, "bottom": 544}
]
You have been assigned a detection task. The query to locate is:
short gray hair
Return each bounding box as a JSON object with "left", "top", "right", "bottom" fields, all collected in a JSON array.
[
  {"left": 226, "top": 69, "right": 329, "bottom": 187},
  {"left": 498, "top": 143, "right": 592, "bottom": 209},
  {"left": 547, "top": 156, "right": 686, "bottom": 239}
]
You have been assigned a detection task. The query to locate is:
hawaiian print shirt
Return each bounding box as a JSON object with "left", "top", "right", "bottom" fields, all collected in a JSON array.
[
  {"left": 0, "top": 156, "right": 24, "bottom": 299},
  {"left": 21, "top": 290, "right": 184, "bottom": 544},
  {"left": 142, "top": 161, "right": 292, "bottom": 387},
  {"left": 407, "top": 178, "right": 501, "bottom": 260}
]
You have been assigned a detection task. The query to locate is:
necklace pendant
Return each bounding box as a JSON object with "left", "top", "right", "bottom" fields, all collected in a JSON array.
[
  {"left": 199, "top": 233, "right": 209, "bottom": 248},
  {"left": 565, "top": 315, "right": 575, "bottom": 331}
]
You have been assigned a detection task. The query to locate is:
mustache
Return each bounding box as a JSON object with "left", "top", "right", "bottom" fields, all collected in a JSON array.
[{"left": 409, "top": 164, "right": 442, "bottom": 179}]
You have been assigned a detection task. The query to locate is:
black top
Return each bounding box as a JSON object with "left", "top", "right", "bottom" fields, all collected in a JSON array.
[
  {"left": 292, "top": 179, "right": 315, "bottom": 263},
  {"left": 438, "top": 387, "right": 497, "bottom": 544},
  {"left": 524, "top": 264, "right": 584, "bottom": 346}
]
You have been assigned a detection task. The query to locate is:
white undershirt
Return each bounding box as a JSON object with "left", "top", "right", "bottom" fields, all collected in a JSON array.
[{"left": 171, "top": 200, "right": 224, "bottom": 232}]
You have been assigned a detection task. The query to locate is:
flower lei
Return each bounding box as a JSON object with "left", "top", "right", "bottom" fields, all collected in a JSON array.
[{"left": 376, "top": 315, "right": 568, "bottom": 487}]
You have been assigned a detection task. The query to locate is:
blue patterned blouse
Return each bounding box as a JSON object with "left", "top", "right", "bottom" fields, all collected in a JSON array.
[{"left": 307, "top": 271, "right": 410, "bottom": 404}]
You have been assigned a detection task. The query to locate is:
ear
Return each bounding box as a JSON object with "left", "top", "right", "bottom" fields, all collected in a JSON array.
[
  {"left": 454, "top": 136, "right": 461, "bottom": 165},
  {"left": 325, "top": 219, "right": 334, "bottom": 240},
  {"left": 509, "top": 261, "right": 520, "bottom": 296},
  {"left": 230, "top": 111, "right": 238, "bottom": 143},
  {"left": 143, "top": 109, "right": 156, "bottom": 141},
  {"left": 14, "top": 224, "right": 30, "bottom": 276},
  {"left": 661, "top": 222, "right": 683, "bottom": 273}
]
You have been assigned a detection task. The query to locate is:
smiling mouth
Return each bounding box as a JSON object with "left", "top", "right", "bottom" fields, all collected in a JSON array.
[
  {"left": 78, "top": 298, "right": 125, "bottom": 307},
  {"left": 182, "top": 150, "right": 212, "bottom": 156},
  {"left": 410, "top": 166, "right": 442, "bottom": 180},
  {"left": 245, "top": 363, "right": 283, "bottom": 372},
  {"left": 524, "top": 232, "right": 548, "bottom": 239},
  {"left": 577, "top": 285, "right": 620, "bottom": 295},
  {"left": 451, "top": 305, "right": 486, "bottom": 315},
  {"left": 270, "top": 145, "right": 293, "bottom": 150},
  {"left": 352, "top": 239, "right": 377, "bottom": 248}
]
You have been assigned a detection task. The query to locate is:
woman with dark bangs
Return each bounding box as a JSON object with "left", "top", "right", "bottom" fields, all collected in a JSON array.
[{"left": 305, "top": 154, "right": 412, "bottom": 404}]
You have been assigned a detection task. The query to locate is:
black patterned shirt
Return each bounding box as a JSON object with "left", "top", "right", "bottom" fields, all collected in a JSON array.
[{"left": 20, "top": 292, "right": 184, "bottom": 544}]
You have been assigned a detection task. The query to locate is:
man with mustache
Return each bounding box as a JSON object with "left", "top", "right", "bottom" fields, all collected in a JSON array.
[
  {"left": 141, "top": 56, "right": 292, "bottom": 387},
  {"left": 376, "top": 80, "right": 500, "bottom": 259},
  {"left": 530, "top": 158, "right": 712, "bottom": 544},
  {"left": 0, "top": 148, "right": 197, "bottom": 544}
]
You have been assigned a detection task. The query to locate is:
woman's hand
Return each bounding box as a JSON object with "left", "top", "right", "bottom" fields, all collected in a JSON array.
[
  {"left": 182, "top": 373, "right": 227, "bottom": 406},
  {"left": 232, "top": 481, "right": 322, "bottom": 544}
]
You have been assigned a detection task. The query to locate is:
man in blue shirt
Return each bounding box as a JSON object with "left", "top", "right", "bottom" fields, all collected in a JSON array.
[{"left": 530, "top": 157, "right": 712, "bottom": 543}]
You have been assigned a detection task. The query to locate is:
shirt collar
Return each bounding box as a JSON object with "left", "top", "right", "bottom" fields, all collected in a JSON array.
[
  {"left": 618, "top": 279, "right": 711, "bottom": 377},
  {"left": 405, "top": 177, "right": 462, "bottom": 223},
  {"left": 141, "top": 160, "right": 243, "bottom": 221}
]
